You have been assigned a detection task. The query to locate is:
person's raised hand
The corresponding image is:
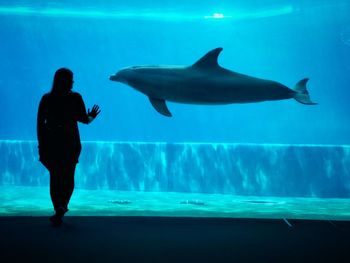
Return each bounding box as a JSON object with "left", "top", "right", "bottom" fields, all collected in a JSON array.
[{"left": 88, "top": 105, "right": 101, "bottom": 118}]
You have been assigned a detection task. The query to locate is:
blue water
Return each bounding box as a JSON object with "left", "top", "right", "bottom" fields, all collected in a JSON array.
[
  {"left": 1, "top": 1, "right": 350, "bottom": 218},
  {"left": 1, "top": 0, "right": 350, "bottom": 143}
]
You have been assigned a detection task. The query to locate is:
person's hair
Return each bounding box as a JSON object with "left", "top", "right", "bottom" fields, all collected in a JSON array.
[{"left": 51, "top": 68, "right": 73, "bottom": 95}]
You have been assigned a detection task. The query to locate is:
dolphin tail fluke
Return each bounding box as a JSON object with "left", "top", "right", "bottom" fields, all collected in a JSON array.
[{"left": 293, "top": 78, "right": 317, "bottom": 105}]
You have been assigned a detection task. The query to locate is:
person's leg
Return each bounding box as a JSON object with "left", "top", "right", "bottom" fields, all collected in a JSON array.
[
  {"left": 49, "top": 165, "right": 62, "bottom": 212},
  {"left": 62, "top": 162, "right": 76, "bottom": 211},
  {"left": 49, "top": 164, "right": 66, "bottom": 225}
]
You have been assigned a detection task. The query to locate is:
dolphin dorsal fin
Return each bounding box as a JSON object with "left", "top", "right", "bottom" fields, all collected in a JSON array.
[{"left": 192, "top": 47, "right": 223, "bottom": 69}]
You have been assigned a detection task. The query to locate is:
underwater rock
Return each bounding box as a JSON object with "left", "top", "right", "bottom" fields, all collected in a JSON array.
[
  {"left": 108, "top": 200, "right": 132, "bottom": 205},
  {"left": 240, "top": 200, "right": 279, "bottom": 204},
  {"left": 180, "top": 200, "right": 206, "bottom": 206}
]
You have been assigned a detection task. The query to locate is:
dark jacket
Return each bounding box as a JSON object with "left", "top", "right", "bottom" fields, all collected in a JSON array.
[{"left": 37, "top": 91, "right": 89, "bottom": 165}]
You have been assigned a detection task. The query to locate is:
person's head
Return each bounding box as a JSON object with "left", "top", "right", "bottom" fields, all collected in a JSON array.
[{"left": 51, "top": 68, "right": 74, "bottom": 95}]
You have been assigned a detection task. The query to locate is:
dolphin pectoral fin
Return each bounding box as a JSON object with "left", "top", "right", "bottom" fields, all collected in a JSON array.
[{"left": 149, "top": 97, "right": 172, "bottom": 117}]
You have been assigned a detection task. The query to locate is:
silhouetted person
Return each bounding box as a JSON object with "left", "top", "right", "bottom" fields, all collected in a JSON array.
[{"left": 37, "top": 68, "right": 100, "bottom": 225}]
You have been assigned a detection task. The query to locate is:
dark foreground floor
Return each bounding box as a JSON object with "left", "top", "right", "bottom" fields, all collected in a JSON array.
[{"left": 0, "top": 217, "right": 349, "bottom": 263}]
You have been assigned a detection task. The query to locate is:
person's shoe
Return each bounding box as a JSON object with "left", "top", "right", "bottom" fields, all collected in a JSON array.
[
  {"left": 56, "top": 206, "right": 67, "bottom": 217},
  {"left": 49, "top": 207, "right": 67, "bottom": 226},
  {"left": 49, "top": 214, "right": 63, "bottom": 226}
]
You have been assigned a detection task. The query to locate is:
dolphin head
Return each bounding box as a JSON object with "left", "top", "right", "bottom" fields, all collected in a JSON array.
[
  {"left": 109, "top": 66, "right": 156, "bottom": 92},
  {"left": 109, "top": 67, "right": 135, "bottom": 84},
  {"left": 109, "top": 66, "right": 148, "bottom": 86}
]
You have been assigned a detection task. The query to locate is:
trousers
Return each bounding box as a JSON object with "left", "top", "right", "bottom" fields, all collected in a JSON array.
[{"left": 47, "top": 162, "right": 77, "bottom": 211}]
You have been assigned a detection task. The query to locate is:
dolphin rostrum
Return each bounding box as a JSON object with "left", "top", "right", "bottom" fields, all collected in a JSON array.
[{"left": 110, "top": 47, "right": 317, "bottom": 117}]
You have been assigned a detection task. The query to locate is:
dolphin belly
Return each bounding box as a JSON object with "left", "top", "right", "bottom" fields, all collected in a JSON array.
[{"left": 156, "top": 77, "right": 295, "bottom": 105}]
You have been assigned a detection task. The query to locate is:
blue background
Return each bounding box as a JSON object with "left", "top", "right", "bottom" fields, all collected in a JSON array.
[{"left": 1, "top": 0, "right": 349, "bottom": 144}]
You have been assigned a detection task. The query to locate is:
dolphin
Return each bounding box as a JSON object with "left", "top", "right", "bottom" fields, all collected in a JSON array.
[{"left": 110, "top": 47, "right": 317, "bottom": 117}]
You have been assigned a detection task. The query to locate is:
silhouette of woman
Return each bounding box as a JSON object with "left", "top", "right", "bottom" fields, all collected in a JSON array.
[{"left": 37, "top": 68, "right": 100, "bottom": 225}]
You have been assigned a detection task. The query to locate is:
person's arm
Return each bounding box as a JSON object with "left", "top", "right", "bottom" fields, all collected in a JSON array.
[
  {"left": 37, "top": 96, "right": 47, "bottom": 147},
  {"left": 37, "top": 95, "right": 49, "bottom": 163}
]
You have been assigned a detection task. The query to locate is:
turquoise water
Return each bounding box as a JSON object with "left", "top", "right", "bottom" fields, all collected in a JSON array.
[
  {"left": 1, "top": 141, "right": 350, "bottom": 219},
  {"left": 1, "top": 1, "right": 350, "bottom": 219},
  {"left": 2, "top": 186, "right": 350, "bottom": 220}
]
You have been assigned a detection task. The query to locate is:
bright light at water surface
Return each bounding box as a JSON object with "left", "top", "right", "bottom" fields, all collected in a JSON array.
[
  {"left": 0, "top": 5, "right": 294, "bottom": 21},
  {"left": 204, "top": 13, "right": 226, "bottom": 19}
]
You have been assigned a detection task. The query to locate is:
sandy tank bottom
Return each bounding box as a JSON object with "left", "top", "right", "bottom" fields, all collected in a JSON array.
[{"left": 0, "top": 186, "right": 349, "bottom": 220}]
